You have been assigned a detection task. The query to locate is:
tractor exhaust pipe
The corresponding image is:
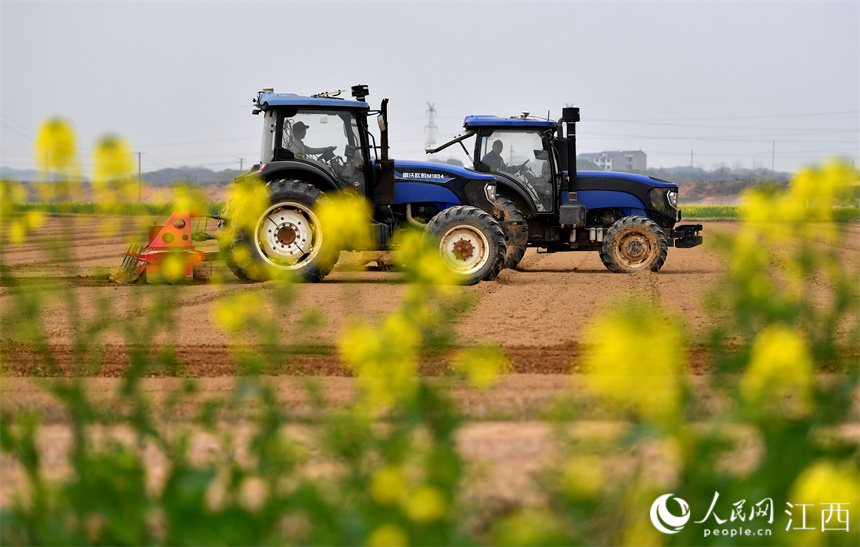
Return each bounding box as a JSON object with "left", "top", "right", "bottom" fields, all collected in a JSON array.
[
  {"left": 557, "top": 106, "right": 585, "bottom": 230},
  {"left": 375, "top": 98, "right": 395, "bottom": 204},
  {"left": 560, "top": 106, "right": 580, "bottom": 182}
]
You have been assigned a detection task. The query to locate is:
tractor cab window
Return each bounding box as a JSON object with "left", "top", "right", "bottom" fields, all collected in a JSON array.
[
  {"left": 479, "top": 130, "right": 553, "bottom": 213},
  {"left": 279, "top": 109, "right": 367, "bottom": 193}
]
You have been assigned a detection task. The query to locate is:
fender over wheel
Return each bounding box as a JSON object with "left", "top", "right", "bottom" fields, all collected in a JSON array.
[
  {"left": 599, "top": 215, "right": 668, "bottom": 273},
  {"left": 426, "top": 206, "right": 506, "bottom": 285}
]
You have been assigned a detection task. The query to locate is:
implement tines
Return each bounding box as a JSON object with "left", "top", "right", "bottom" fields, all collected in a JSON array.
[{"left": 110, "top": 244, "right": 148, "bottom": 284}]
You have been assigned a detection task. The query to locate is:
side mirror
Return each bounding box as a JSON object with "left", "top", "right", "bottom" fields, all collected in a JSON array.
[{"left": 377, "top": 114, "right": 386, "bottom": 132}]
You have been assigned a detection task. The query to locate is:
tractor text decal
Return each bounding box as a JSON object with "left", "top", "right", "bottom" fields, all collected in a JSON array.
[{"left": 399, "top": 172, "right": 452, "bottom": 182}]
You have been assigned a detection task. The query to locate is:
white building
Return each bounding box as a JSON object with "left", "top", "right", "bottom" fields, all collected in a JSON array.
[{"left": 579, "top": 150, "right": 647, "bottom": 172}]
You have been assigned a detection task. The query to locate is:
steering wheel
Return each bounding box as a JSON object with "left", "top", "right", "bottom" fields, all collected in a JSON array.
[
  {"left": 319, "top": 148, "right": 336, "bottom": 162},
  {"left": 516, "top": 159, "right": 530, "bottom": 174}
]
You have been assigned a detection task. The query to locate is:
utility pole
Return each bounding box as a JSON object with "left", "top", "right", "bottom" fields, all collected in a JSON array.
[
  {"left": 238, "top": 157, "right": 244, "bottom": 172},
  {"left": 771, "top": 140, "right": 775, "bottom": 173},
  {"left": 425, "top": 103, "right": 438, "bottom": 156}
]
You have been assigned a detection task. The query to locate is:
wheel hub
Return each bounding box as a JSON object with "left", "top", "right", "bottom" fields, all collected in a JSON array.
[
  {"left": 619, "top": 234, "right": 651, "bottom": 264},
  {"left": 257, "top": 206, "right": 316, "bottom": 267},
  {"left": 439, "top": 225, "right": 490, "bottom": 276},
  {"left": 452, "top": 238, "right": 475, "bottom": 261},
  {"left": 276, "top": 225, "right": 297, "bottom": 246},
  {"left": 625, "top": 238, "right": 645, "bottom": 258}
]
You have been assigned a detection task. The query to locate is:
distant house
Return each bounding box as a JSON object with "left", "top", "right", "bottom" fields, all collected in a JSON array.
[{"left": 578, "top": 150, "right": 647, "bottom": 172}]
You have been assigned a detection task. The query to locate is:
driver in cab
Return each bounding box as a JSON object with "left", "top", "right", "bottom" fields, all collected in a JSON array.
[
  {"left": 287, "top": 121, "right": 336, "bottom": 159},
  {"left": 481, "top": 140, "right": 525, "bottom": 175}
]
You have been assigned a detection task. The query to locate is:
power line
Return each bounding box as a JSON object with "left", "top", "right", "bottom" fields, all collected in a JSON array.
[{"left": 589, "top": 110, "right": 859, "bottom": 123}]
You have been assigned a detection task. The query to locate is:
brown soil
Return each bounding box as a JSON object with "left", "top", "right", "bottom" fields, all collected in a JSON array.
[
  {"left": 2, "top": 216, "right": 858, "bottom": 508},
  {"left": 2, "top": 218, "right": 857, "bottom": 374}
]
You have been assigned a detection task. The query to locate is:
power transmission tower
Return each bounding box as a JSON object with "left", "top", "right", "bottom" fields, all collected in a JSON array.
[{"left": 425, "top": 103, "right": 438, "bottom": 156}]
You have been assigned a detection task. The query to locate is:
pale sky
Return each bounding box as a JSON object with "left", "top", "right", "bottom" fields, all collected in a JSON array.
[{"left": 2, "top": 1, "right": 858, "bottom": 176}]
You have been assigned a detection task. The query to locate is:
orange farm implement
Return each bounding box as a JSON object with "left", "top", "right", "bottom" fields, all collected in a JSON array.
[{"left": 111, "top": 210, "right": 218, "bottom": 284}]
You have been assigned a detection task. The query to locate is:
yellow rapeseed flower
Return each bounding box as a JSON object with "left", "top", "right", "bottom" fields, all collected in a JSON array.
[
  {"left": 91, "top": 135, "right": 137, "bottom": 210},
  {"left": 0, "top": 182, "right": 46, "bottom": 245},
  {"left": 369, "top": 466, "right": 408, "bottom": 505},
  {"left": 172, "top": 184, "right": 208, "bottom": 214},
  {"left": 92, "top": 135, "right": 134, "bottom": 183},
  {"left": 740, "top": 325, "right": 814, "bottom": 418},
  {"left": 212, "top": 292, "right": 264, "bottom": 333},
  {"left": 789, "top": 459, "right": 860, "bottom": 510},
  {"left": 161, "top": 252, "right": 189, "bottom": 282},
  {"left": 366, "top": 524, "right": 408, "bottom": 547},
  {"left": 582, "top": 300, "right": 686, "bottom": 423},
  {"left": 491, "top": 509, "right": 564, "bottom": 547},
  {"left": 451, "top": 346, "right": 510, "bottom": 390},
  {"left": 316, "top": 193, "right": 373, "bottom": 252},
  {"left": 786, "top": 460, "right": 860, "bottom": 546},
  {"left": 338, "top": 313, "right": 421, "bottom": 413},
  {"left": 35, "top": 118, "right": 80, "bottom": 180},
  {"left": 226, "top": 175, "right": 269, "bottom": 233},
  {"left": 394, "top": 229, "right": 460, "bottom": 288},
  {"left": 404, "top": 485, "right": 447, "bottom": 523},
  {"left": 559, "top": 455, "right": 604, "bottom": 500}
]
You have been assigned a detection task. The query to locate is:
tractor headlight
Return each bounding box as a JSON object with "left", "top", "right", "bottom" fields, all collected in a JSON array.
[
  {"left": 667, "top": 190, "right": 678, "bottom": 208},
  {"left": 650, "top": 187, "right": 675, "bottom": 212},
  {"left": 484, "top": 183, "right": 496, "bottom": 202}
]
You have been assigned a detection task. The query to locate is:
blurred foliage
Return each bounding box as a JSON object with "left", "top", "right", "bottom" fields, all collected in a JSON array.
[{"left": 0, "top": 123, "right": 857, "bottom": 546}]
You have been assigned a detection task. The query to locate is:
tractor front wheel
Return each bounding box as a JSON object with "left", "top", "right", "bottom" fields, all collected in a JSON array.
[
  {"left": 599, "top": 216, "right": 668, "bottom": 273},
  {"left": 426, "top": 206, "right": 506, "bottom": 285}
]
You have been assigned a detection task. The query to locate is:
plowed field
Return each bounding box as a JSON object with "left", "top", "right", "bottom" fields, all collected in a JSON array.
[{"left": 2, "top": 216, "right": 857, "bottom": 507}]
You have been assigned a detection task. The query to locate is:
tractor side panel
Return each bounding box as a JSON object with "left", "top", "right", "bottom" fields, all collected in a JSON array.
[
  {"left": 394, "top": 182, "right": 460, "bottom": 207},
  {"left": 392, "top": 160, "right": 496, "bottom": 215},
  {"left": 568, "top": 190, "right": 645, "bottom": 211}
]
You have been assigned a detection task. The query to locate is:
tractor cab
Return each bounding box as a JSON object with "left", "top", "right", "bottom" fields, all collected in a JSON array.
[
  {"left": 428, "top": 116, "right": 564, "bottom": 217},
  {"left": 252, "top": 86, "right": 388, "bottom": 201}
]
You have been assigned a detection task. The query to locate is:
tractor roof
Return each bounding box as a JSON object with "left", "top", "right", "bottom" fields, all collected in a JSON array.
[
  {"left": 464, "top": 115, "right": 556, "bottom": 129},
  {"left": 425, "top": 115, "right": 558, "bottom": 154},
  {"left": 256, "top": 92, "right": 370, "bottom": 111}
]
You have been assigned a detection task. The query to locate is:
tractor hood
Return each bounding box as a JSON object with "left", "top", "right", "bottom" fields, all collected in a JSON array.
[{"left": 574, "top": 170, "right": 678, "bottom": 189}]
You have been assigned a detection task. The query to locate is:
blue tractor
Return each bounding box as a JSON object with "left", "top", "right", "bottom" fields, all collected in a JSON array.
[
  {"left": 220, "top": 86, "right": 506, "bottom": 285},
  {"left": 427, "top": 108, "right": 703, "bottom": 272}
]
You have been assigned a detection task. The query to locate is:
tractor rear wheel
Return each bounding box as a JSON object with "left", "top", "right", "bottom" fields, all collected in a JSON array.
[
  {"left": 493, "top": 196, "right": 528, "bottom": 270},
  {"left": 599, "top": 216, "right": 668, "bottom": 273},
  {"left": 227, "top": 179, "right": 339, "bottom": 282},
  {"left": 426, "top": 206, "right": 506, "bottom": 285}
]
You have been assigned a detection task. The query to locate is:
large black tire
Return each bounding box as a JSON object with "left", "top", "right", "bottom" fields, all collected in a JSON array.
[
  {"left": 599, "top": 216, "right": 669, "bottom": 273},
  {"left": 493, "top": 196, "right": 528, "bottom": 270},
  {"left": 226, "top": 179, "right": 339, "bottom": 282},
  {"left": 426, "top": 206, "right": 506, "bottom": 285}
]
